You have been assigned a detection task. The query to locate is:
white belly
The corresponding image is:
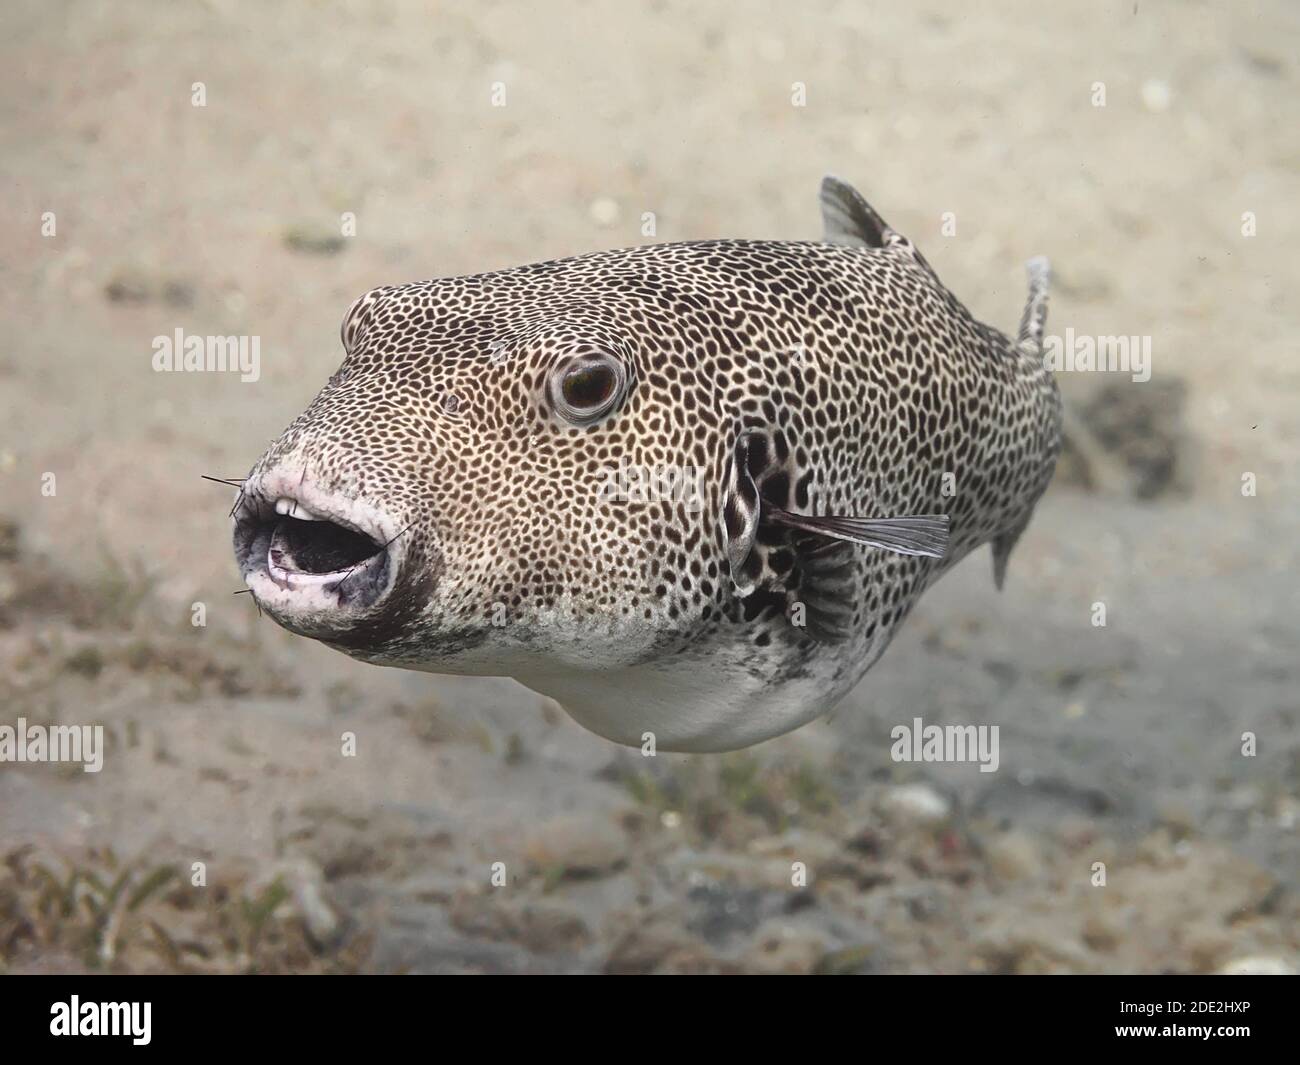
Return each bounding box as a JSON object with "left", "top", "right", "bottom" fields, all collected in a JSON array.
[{"left": 513, "top": 640, "right": 855, "bottom": 752}]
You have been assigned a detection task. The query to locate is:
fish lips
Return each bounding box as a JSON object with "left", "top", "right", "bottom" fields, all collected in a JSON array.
[{"left": 232, "top": 475, "right": 408, "bottom": 639}]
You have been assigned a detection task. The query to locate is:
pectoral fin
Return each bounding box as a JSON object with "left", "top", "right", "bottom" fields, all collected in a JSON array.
[
  {"left": 767, "top": 507, "right": 949, "bottom": 559},
  {"left": 719, "top": 426, "right": 951, "bottom": 643}
]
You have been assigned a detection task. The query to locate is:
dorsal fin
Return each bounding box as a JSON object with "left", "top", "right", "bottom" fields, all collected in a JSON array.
[
  {"left": 819, "top": 175, "right": 895, "bottom": 249},
  {"left": 819, "top": 175, "right": 945, "bottom": 288}
]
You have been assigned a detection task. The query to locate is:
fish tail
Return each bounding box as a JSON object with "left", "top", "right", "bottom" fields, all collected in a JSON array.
[{"left": 1017, "top": 256, "right": 1051, "bottom": 355}]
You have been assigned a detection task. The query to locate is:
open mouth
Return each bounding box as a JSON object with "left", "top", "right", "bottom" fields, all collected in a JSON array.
[
  {"left": 268, "top": 509, "right": 382, "bottom": 577},
  {"left": 234, "top": 490, "right": 397, "bottom": 614}
]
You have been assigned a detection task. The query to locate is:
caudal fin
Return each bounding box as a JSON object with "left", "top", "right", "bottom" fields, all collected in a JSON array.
[
  {"left": 995, "top": 257, "right": 1055, "bottom": 589},
  {"left": 1017, "top": 256, "right": 1051, "bottom": 356}
]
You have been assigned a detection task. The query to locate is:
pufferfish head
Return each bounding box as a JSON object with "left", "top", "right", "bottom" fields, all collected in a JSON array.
[{"left": 233, "top": 243, "right": 808, "bottom": 675}]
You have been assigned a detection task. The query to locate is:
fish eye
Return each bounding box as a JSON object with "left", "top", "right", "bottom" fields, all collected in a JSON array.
[{"left": 550, "top": 354, "right": 626, "bottom": 426}]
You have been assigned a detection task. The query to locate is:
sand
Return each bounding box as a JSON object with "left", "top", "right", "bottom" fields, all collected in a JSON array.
[{"left": 0, "top": 0, "right": 1295, "bottom": 973}]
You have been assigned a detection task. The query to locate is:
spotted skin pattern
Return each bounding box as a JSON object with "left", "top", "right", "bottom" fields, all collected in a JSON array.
[{"left": 237, "top": 178, "right": 1062, "bottom": 752}]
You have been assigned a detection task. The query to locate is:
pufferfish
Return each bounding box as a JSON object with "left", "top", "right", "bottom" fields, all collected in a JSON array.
[{"left": 232, "top": 176, "right": 1061, "bottom": 752}]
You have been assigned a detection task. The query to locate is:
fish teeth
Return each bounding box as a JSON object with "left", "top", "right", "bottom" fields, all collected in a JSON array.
[{"left": 274, "top": 496, "right": 324, "bottom": 521}]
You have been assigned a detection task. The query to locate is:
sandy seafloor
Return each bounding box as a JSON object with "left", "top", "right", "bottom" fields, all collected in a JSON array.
[{"left": 0, "top": 0, "right": 1295, "bottom": 973}]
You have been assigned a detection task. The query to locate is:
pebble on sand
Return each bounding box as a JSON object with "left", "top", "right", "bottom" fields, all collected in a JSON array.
[
  {"left": 588, "top": 197, "right": 621, "bottom": 228},
  {"left": 985, "top": 831, "right": 1043, "bottom": 882},
  {"left": 523, "top": 813, "right": 628, "bottom": 876},
  {"left": 1217, "top": 956, "right": 1296, "bottom": 976},
  {"left": 877, "top": 783, "right": 952, "bottom": 827},
  {"left": 1141, "top": 79, "right": 1172, "bottom": 112}
]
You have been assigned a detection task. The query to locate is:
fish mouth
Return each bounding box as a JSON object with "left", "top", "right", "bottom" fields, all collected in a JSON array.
[{"left": 233, "top": 474, "right": 402, "bottom": 631}]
